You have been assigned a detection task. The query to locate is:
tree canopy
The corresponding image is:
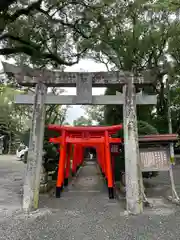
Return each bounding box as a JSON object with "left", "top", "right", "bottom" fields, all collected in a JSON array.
[
  {"left": 1, "top": 0, "right": 180, "bottom": 149},
  {"left": 73, "top": 116, "right": 92, "bottom": 126},
  {"left": 0, "top": 0, "right": 108, "bottom": 68},
  {"left": 79, "top": 0, "right": 180, "bottom": 135}
]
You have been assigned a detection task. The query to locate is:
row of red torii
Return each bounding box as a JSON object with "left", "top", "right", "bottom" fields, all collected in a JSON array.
[{"left": 48, "top": 124, "right": 123, "bottom": 199}]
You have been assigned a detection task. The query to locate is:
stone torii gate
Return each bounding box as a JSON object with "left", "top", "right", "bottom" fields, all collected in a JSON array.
[{"left": 3, "top": 62, "right": 157, "bottom": 214}]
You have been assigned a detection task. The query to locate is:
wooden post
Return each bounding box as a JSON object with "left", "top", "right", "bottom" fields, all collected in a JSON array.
[
  {"left": 23, "top": 81, "right": 47, "bottom": 212},
  {"left": 72, "top": 144, "right": 77, "bottom": 176},
  {"left": 64, "top": 144, "right": 72, "bottom": 186},
  {"left": 111, "top": 155, "right": 115, "bottom": 186},
  {"left": 103, "top": 144, "right": 107, "bottom": 178},
  {"left": 56, "top": 129, "right": 67, "bottom": 197},
  {"left": 104, "top": 130, "right": 114, "bottom": 199},
  {"left": 123, "top": 75, "right": 143, "bottom": 214}
]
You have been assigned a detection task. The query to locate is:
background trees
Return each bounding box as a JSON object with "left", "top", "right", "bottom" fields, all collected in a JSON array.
[
  {"left": 0, "top": 0, "right": 108, "bottom": 68},
  {"left": 0, "top": 0, "right": 108, "bottom": 152},
  {"left": 73, "top": 116, "right": 92, "bottom": 126},
  {"left": 1, "top": 0, "right": 180, "bottom": 153},
  {"left": 79, "top": 0, "right": 180, "bottom": 135},
  {"left": 0, "top": 84, "right": 28, "bottom": 153}
]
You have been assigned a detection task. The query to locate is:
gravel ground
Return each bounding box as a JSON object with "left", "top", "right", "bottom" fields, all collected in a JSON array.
[
  {"left": 0, "top": 155, "right": 180, "bottom": 240},
  {"left": 0, "top": 155, "right": 24, "bottom": 220}
]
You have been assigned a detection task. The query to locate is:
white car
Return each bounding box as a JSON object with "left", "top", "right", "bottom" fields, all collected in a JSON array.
[{"left": 16, "top": 144, "right": 28, "bottom": 161}]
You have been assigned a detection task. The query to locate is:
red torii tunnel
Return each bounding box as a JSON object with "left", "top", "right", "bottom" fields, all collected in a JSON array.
[{"left": 48, "top": 124, "right": 123, "bottom": 199}]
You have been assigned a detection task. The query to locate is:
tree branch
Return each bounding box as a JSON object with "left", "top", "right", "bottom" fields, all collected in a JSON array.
[
  {"left": 1, "top": 0, "right": 43, "bottom": 34},
  {"left": 10, "top": 0, "right": 42, "bottom": 22},
  {"left": 41, "top": 47, "right": 88, "bottom": 66},
  {"left": 0, "top": 46, "right": 36, "bottom": 55},
  {"left": 0, "top": 33, "right": 40, "bottom": 50},
  {"left": 38, "top": 7, "right": 90, "bottom": 39},
  {"left": 0, "top": 45, "right": 88, "bottom": 66}
]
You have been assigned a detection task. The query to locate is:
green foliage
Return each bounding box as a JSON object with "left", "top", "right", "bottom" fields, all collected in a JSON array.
[
  {"left": 0, "top": 0, "right": 108, "bottom": 68},
  {"left": 0, "top": 81, "right": 69, "bottom": 154},
  {"left": 80, "top": 0, "right": 170, "bottom": 71},
  {"left": 78, "top": 0, "right": 180, "bottom": 136},
  {"left": 73, "top": 116, "right": 92, "bottom": 126},
  {"left": 82, "top": 105, "right": 105, "bottom": 125},
  {"left": 1, "top": 0, "right": 180, "bottom": 170},
  {"left": 138, "top": 121, "right": 158, "bottom": 135},
  {"left": 0, "top": 84, "right": 28, "bottom": 152}
]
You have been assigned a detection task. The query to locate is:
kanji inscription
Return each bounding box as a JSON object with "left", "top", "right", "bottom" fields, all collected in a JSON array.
[
  {"left": 110, "top": 143, "right": 122, "bottom": 154},
  {"left": 140, "top": 148, "right": 170, "bottom": 171}
]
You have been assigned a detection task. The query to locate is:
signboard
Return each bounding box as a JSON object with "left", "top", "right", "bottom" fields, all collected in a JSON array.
[
  {"left": 139, "top": 147, "right": 170, "bottom": 171},
  {"left": 110, "top": 143, "right": 122, "bottom": 154}
]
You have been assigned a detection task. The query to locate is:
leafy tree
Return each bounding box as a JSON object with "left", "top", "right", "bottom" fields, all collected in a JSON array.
[
  {"left": 138, "top": 120, "right": 158, "bottom": 135},
  {"left": 21, "top": 102, "right": 69, "bottom": 173},
  {"left": 0, "top": 0, "right": 111, "bottom": 158},
  {"left": 63, "top": 122, "right": 71, "bottom": 126},
  {"left": 82, "top": 105, "right": 105, "bottom": 125},
  {"left": 104, "top": 86, "right": 155, "bottom": 126},
  {"left": 0, "top": 84, "right": 27, "bottom": 152},
  {"left": 79, "top": 0, "right": 174, "bottom": 181},
  {"left": 79, "top": 0, "right": 180, "bottom": 135},
  {"left": 0, "top": 0, "right": 108, "bottom": 68},
  {"left": 73, "top": 116, "right": 92, "bottom": 126}
]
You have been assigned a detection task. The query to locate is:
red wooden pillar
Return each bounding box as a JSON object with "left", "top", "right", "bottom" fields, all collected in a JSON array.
[
  {"left": 64, "top": 143, "right": 72, "bottom": 187},
  {"left": 97, "top": 144, "right": 103, "bottom": 174},
  {"left": 101, "top": 143, "right": 106, "bottom": 176},
  {"left": 72, "top": 144, "right": 77, "bottom": 176},
  {"left": 76, "top": 145, "right": 81, "bottom": 169},
  {"left": 104, "top": 130, "right": 114, "bottom": 199},
  {"left": 96, "top": 145, "right": 100, "bottom": 166},
  {"left": 97, "top": 143, "right": 105, "bottom": 176},
  {"left": 111, "top": 155, "right": 115, "bottom": 186},
  {"left": 79, "top": 145, "right": 84, "bottom": 165},
  {"left": 56, "top": 129, "right": 67, "bottom": 198},
  {"left": 103, "top": 143, "right": 107, "bottom": 178},
  {"left": 82, "top": 146, "right": 84, "bottom": 164}
]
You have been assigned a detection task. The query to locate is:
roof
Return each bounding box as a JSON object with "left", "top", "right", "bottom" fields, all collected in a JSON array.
[
  {"left": 48, "top": 124, "right": 123, "bottom": 133},
  {"left": 139, "top": 134, "right": 178, "bottom": 142}
]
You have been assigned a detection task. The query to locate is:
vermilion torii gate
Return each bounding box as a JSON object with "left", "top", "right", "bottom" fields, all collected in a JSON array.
[
  {"left": 2, "top": 62, "right": 157, "bottom": 214},
  {"left": 48, "top": 124, "right": 123, "bottom": 199}
]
